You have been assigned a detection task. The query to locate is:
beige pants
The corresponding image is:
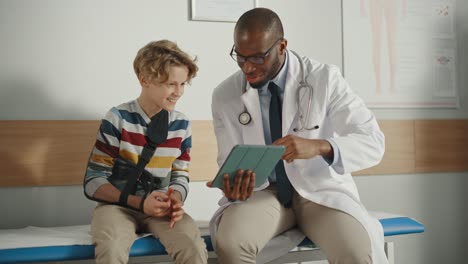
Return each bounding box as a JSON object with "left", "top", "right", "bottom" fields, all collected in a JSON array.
[
  {"left": 90, "top": 203, "right": 208, "bottom": 264},
  {"left": 215, "top": 187, "right": 371, "bottom": 264}
]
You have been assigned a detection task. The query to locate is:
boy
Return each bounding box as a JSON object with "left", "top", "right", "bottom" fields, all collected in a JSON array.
[{"left": 84, "top": 40, "right": 208, "bottom": 264}]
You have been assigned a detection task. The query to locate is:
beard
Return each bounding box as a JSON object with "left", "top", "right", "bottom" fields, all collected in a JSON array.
[
  {"left": 249, "top": 79, "right": 269, "bottom": 89},
  {"left": 247, "top": 56, "right": 283, "bottom": 89}
]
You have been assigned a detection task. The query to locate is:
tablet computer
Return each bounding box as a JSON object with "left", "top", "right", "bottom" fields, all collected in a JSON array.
[{"left": 211, "top": 144, "right": 285, "bottom": 188}]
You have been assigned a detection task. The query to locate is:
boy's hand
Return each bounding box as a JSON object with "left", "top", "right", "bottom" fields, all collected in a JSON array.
[
  {"left": 167, "top": 188, "right": 184, "bottom": 228},
  {"left": 143, "top": 192, "right": 171, "bottom": 217}
]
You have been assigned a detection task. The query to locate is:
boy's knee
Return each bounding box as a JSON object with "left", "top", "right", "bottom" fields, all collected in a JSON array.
[
  {"left": 167, "top": 234, "right": 208, "bottom": 264},
  {"left": 92, "top": 226, "right": 134, "bottom": 242},
  {"left": 94, "top": 238, "right": 132, "bottom": 264}
]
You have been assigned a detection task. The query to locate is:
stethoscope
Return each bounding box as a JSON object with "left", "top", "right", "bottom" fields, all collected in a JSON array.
[{"left": 238, "top": 50, "right": 319, "bottom": 132}]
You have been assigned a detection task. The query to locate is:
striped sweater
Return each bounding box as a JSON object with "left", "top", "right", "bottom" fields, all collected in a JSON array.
[{"left": 84, "top": 99, "right": 191, "bottom": 201}]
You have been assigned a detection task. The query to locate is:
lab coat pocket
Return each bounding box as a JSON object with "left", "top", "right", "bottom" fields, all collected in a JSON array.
[
  {"left": 290, "top": 108, "right": 324, "bottom": 137},
  {"left": 287, "top": 156, "right": 341, "bottom": 193}
]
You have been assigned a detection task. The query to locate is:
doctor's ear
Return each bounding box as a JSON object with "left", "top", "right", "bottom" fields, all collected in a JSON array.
[{"left": 279, "top": 39, "right": 288, "bottom": 55}]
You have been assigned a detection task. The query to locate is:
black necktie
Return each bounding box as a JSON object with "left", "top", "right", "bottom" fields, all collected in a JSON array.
[{"left": 268, "top": 82, "right": 293, "bottom": 208}]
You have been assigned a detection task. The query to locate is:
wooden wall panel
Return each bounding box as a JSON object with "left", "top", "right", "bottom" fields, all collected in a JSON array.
[
  {"left": 0, "top": 120, "right": 220, "bottom": 187},
  {"left": 0, "top": 120, "right": 99, "bottom": 187},
  {"left": 0, "top": 120, "right": 467, "bottom": 187},
  {"left": 190, "top": 120, "right": 219, "bottom": 181},
  {"left": 355, "top": 120, "right": 415, "bottom": 175},
  {"left": 414, "top": 120, "right": 468, "bottom": 173}
]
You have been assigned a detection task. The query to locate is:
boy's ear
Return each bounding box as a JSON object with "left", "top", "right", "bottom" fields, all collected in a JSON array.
[{"left": 138, "top": 73, "right": 148, "bottom": 88}]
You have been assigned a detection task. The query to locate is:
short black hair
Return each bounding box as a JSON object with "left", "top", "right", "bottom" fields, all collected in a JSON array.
[{"left": 235, "top": 8, "right": 284, "bottom": 39}]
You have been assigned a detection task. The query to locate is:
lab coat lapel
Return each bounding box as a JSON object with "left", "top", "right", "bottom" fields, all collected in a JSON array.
[{"left": 241, "top": 84, "right": 265, "bottom": 145}]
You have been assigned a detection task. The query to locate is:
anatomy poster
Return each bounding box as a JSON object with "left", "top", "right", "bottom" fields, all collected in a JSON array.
[{"left": 343, "top": 0, "right": 458, "bottom": 108}]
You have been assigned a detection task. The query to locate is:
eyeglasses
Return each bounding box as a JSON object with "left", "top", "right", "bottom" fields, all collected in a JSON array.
[{"left": 230, "top": 38, "right": 283, "bottom": 65}]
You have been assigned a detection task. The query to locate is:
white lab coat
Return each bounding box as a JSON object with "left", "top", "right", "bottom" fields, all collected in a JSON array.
[{"left": 210, "top": 49, "right": 388, "bottom": 264}]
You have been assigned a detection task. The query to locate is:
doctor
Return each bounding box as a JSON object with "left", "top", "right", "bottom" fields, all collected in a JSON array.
[{"left": 208, "top": 7, "right": 387, "bottom": 264}]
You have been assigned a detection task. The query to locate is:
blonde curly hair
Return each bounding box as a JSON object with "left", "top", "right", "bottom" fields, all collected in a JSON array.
[{"left": 133, "top": 40, "right": 198, "bottom": 83}]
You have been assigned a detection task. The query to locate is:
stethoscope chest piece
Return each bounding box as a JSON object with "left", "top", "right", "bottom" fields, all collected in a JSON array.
[{"left": 238, "top": 111, "right": 252, "bottom": 125}]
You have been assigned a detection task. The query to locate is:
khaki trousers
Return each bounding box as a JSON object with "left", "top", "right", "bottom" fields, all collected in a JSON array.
[
  {"left": 215, "top": 187, "right": 371, "bottom": 264},
  {"left": 90, "top": 203, "right": 208, "bottom": 264}
]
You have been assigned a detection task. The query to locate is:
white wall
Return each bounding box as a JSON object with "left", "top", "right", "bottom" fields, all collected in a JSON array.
[
  {"left": 1, "top": 1, "right": 467, "bottom": 264},
  {"left": 356, "top": 172, "right": 468, "bottom": 264},
  {"left": 0, "top": 0, "right": 341, "bottom": 121}
]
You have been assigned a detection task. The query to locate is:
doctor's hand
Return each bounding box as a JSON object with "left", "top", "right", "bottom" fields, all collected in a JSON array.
[
  {"left": 273, "top": 135, "right": 333, "bottom": 162},
  {"left": 206, "top": 169, "right": 255, "bottom": 201}
]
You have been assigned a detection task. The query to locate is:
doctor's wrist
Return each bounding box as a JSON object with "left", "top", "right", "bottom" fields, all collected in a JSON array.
[{"left": 319, "top": 140, "right": 334, "bottom": 160}]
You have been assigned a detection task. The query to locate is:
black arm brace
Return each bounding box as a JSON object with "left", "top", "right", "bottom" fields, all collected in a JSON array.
[{"left": 89, "top": 110, "right": 169, "bottom": 211}]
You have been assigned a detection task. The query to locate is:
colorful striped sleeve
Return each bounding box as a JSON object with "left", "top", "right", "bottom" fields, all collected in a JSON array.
[
  {"left": 169, "top": 118, "right": 191, "bottom": 201},
  {"left": 83, "top": 108, "right": 122, "bottom": 198}
]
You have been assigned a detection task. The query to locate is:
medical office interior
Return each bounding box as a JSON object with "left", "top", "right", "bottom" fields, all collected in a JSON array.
[{"left": 0, "top": 0, "right": 467, "bottom": 263}]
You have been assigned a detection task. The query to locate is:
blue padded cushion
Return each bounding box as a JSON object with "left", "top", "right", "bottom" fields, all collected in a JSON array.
[
  {"left": 0, "top": 217, "right": 423, "bottom": 263},
  {"left": 298, "top": 216, "right": 425, "bottom": 248},
  {"left": 380, "top": 217, "right": 425, "bottom": 236}
]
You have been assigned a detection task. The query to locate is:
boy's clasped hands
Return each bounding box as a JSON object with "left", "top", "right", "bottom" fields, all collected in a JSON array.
[{"left": 141, "top": 188, "right": 184, "bottom": 228}]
